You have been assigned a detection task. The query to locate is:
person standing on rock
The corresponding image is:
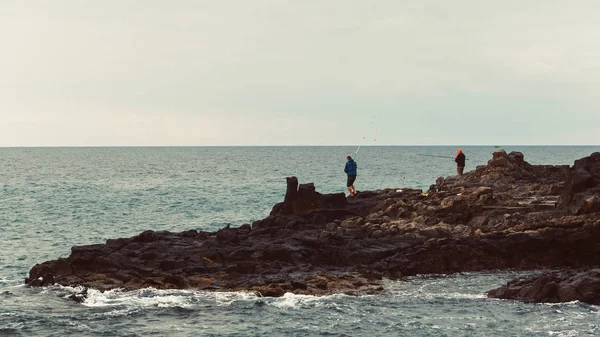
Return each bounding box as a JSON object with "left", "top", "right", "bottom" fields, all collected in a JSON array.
[
  {"left": 455, "top": 148, "right": 466, "bottom": 176},
  {"left": 344, "top": 156, "right": 358, "bottom": 196}
]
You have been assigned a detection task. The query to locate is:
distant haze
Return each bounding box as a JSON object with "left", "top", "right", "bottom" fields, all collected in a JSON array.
[{"left": 1, "top": 1, "right": 599, "bottom": 146}]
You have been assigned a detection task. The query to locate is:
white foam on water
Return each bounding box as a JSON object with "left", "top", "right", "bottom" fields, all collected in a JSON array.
[
  {"left": 543, "top": 300, "right": 582, "bottom": 307},
  {"left": 546, "top": 330, "right": 580, "bottom": 337},
  {"left": 41, "top": 285, "right": 259, "bottom": 310},
  {"left": 271, "top": 292, "right": 348, "bottom": 309},
  {"left": 443, "top": 292, "right": 486, "bottom": 300},
  {"left": 392, "top": 290, "right": 487, "bottom": 300},
  {"left": 211, "top": 291, "right": 259, "bottom": 306},
  {"left": 383, "top": 274, "right": 511, "bottom": 303},
  {"left": 38, "top": 284, "right": 84, "bottom": 296},
  {"left": 84, "top": 288, "right": 200, "bottom": 308},
  {"left": 384, "top": 281, "right": 486, "bottom": 301}
]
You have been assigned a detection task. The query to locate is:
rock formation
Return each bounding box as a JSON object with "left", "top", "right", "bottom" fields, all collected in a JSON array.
[
  {"left": 557, "top": 152, "right": 600, "bottom": 215},
  {"left": 488, "top": 269, "right": 600, "bottom": 304},
  {"left": 26, "top": 150, "right": 600, "bottom": 303}
]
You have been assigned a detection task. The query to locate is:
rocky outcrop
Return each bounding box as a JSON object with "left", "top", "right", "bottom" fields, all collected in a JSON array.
[
  {"left": 26, "top": 183, "right": 410, "bottom": 296},
  {"left": 557, "top": 152, "right": 600, "bottom": 215},
  {"left": 270, "top": 178, "right": 348, "bottom": 217},
  {"left": 26, "top": 150, "right": 600, "bottom": 301},
  {"left": 488, "top": 269, "right": 600, "bottom": 304},
  {"left": 431, "top": 150, "right": 569, "bottom": 194}
]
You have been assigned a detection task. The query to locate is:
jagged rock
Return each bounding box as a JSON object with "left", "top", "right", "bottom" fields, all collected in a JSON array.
[
  {"left": 323, "top": 193, "right": 348, "bottom": 208},
  {"left": 472, "top": 186, "right": 493, "bottom": 197},
  {"left": 68, "top": 288, "right": 88, "bottom": 303},
  {"left": 216, "top": 226, "right": 238, "bottom": 243},
  {"left": 558, "top": 152, "right": 600, "bottom": 215},
  {"left": 441, "top": 195, "right": 469, "bottom": 210},
  {"left": 419, "top": 222, "right": 452, "bottom": 238},
  {"left": 340, "top": 216, "right": 364, "bottom": 229}
]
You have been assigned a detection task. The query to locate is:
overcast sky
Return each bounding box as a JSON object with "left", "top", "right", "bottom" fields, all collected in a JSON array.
[{"left": 1, "top": 0, "right": 599, "bottom": 146}]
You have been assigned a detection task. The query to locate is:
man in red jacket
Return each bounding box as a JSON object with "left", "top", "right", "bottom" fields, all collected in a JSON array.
[{"left": 454, "top": 149, "right": 466, "bottom": 176}]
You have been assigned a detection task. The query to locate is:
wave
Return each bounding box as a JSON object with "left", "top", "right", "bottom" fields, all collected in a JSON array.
[
  {"left": 270, "top": 292, "right": 351, "bottom": 309},
  {"left": 40, "top": 285, "right": 261, "bottom": 309}
]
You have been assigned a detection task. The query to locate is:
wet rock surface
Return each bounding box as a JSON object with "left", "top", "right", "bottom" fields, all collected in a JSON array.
[
  {"left": 488, "top": 269, "right": 600, "bottom": 304},
  {"left": 27, "top": 151, "right": 600, "bottom": 302}
]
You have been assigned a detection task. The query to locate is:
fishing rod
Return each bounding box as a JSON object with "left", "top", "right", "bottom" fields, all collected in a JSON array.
[
  {"left": 416, "top": 154, "right": 470, "bottom": 160},
  {"left": 353, "top": 114, "right": 378, "bottom": 164},
  {"left": 354, "top": 145, "right": 361, "bottom": 161}
]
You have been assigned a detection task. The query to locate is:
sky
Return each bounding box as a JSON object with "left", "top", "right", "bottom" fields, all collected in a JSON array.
[{"left": 1, "top": 0, "right": 599, "bottom": 146}]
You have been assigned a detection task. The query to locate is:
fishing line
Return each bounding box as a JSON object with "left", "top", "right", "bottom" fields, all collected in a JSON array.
[
  {"left": 353, "top": 114, "right": 378, "bottom": 165},
  {"left": 415, "top": 154, "right": 470, "bottom": 160}
]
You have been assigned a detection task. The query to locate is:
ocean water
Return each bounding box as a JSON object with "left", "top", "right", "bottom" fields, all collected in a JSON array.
[{"left": 0, "top": 146, "right": 598, "bottom": 336}]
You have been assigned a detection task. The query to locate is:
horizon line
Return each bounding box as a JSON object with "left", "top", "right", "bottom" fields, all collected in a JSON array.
[{"left": 0, "top": 144, "right": 598, "bottom": 149}]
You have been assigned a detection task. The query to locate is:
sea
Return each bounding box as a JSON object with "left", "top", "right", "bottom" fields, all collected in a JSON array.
[{"left": 1, "top": 146, "right": 599, "bottom": 337}]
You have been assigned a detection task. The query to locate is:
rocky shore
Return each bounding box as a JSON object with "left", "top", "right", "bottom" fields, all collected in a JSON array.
[{"left": 27, "top": 150, "right": 600, "bottom": 303}]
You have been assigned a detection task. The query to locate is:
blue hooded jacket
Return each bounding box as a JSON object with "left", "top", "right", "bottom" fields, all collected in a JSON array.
[{"left": 344, "top": 159, "right": 357, "bottom": 176}]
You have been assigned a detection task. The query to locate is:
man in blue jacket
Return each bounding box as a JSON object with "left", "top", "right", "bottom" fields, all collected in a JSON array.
[{"left": 344, "top": 156, "right": 358, "bottom": 196}]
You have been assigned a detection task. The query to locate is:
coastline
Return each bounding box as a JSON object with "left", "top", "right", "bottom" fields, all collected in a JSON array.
[{"left": 26, "top": 150, "right": 600, "bottom": 304}]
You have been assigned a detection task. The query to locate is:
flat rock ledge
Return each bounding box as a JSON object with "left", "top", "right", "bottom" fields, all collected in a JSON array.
[
  {"left": 488, "top": 269, "right": 600, "bottom": 304},
  {"left": 26, "top": 151, "right": 600, "bottom": 302}
]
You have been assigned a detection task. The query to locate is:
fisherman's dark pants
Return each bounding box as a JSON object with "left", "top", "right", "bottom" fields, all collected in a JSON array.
[{"left": 347, "top": 175, "right": 357, "bottom": 187}]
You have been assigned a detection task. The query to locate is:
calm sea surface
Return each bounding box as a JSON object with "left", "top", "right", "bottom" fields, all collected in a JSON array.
[{"left": 1, "top": 146, "right": 598, "bottom": 336}]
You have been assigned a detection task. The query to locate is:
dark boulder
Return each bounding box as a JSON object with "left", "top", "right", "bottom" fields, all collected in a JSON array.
[
  {"left": 488, "top": 269, "right": 600, "bottom": 304},
  {"left": 558, "top": 152, "right": 600, "bottom": 214}
]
